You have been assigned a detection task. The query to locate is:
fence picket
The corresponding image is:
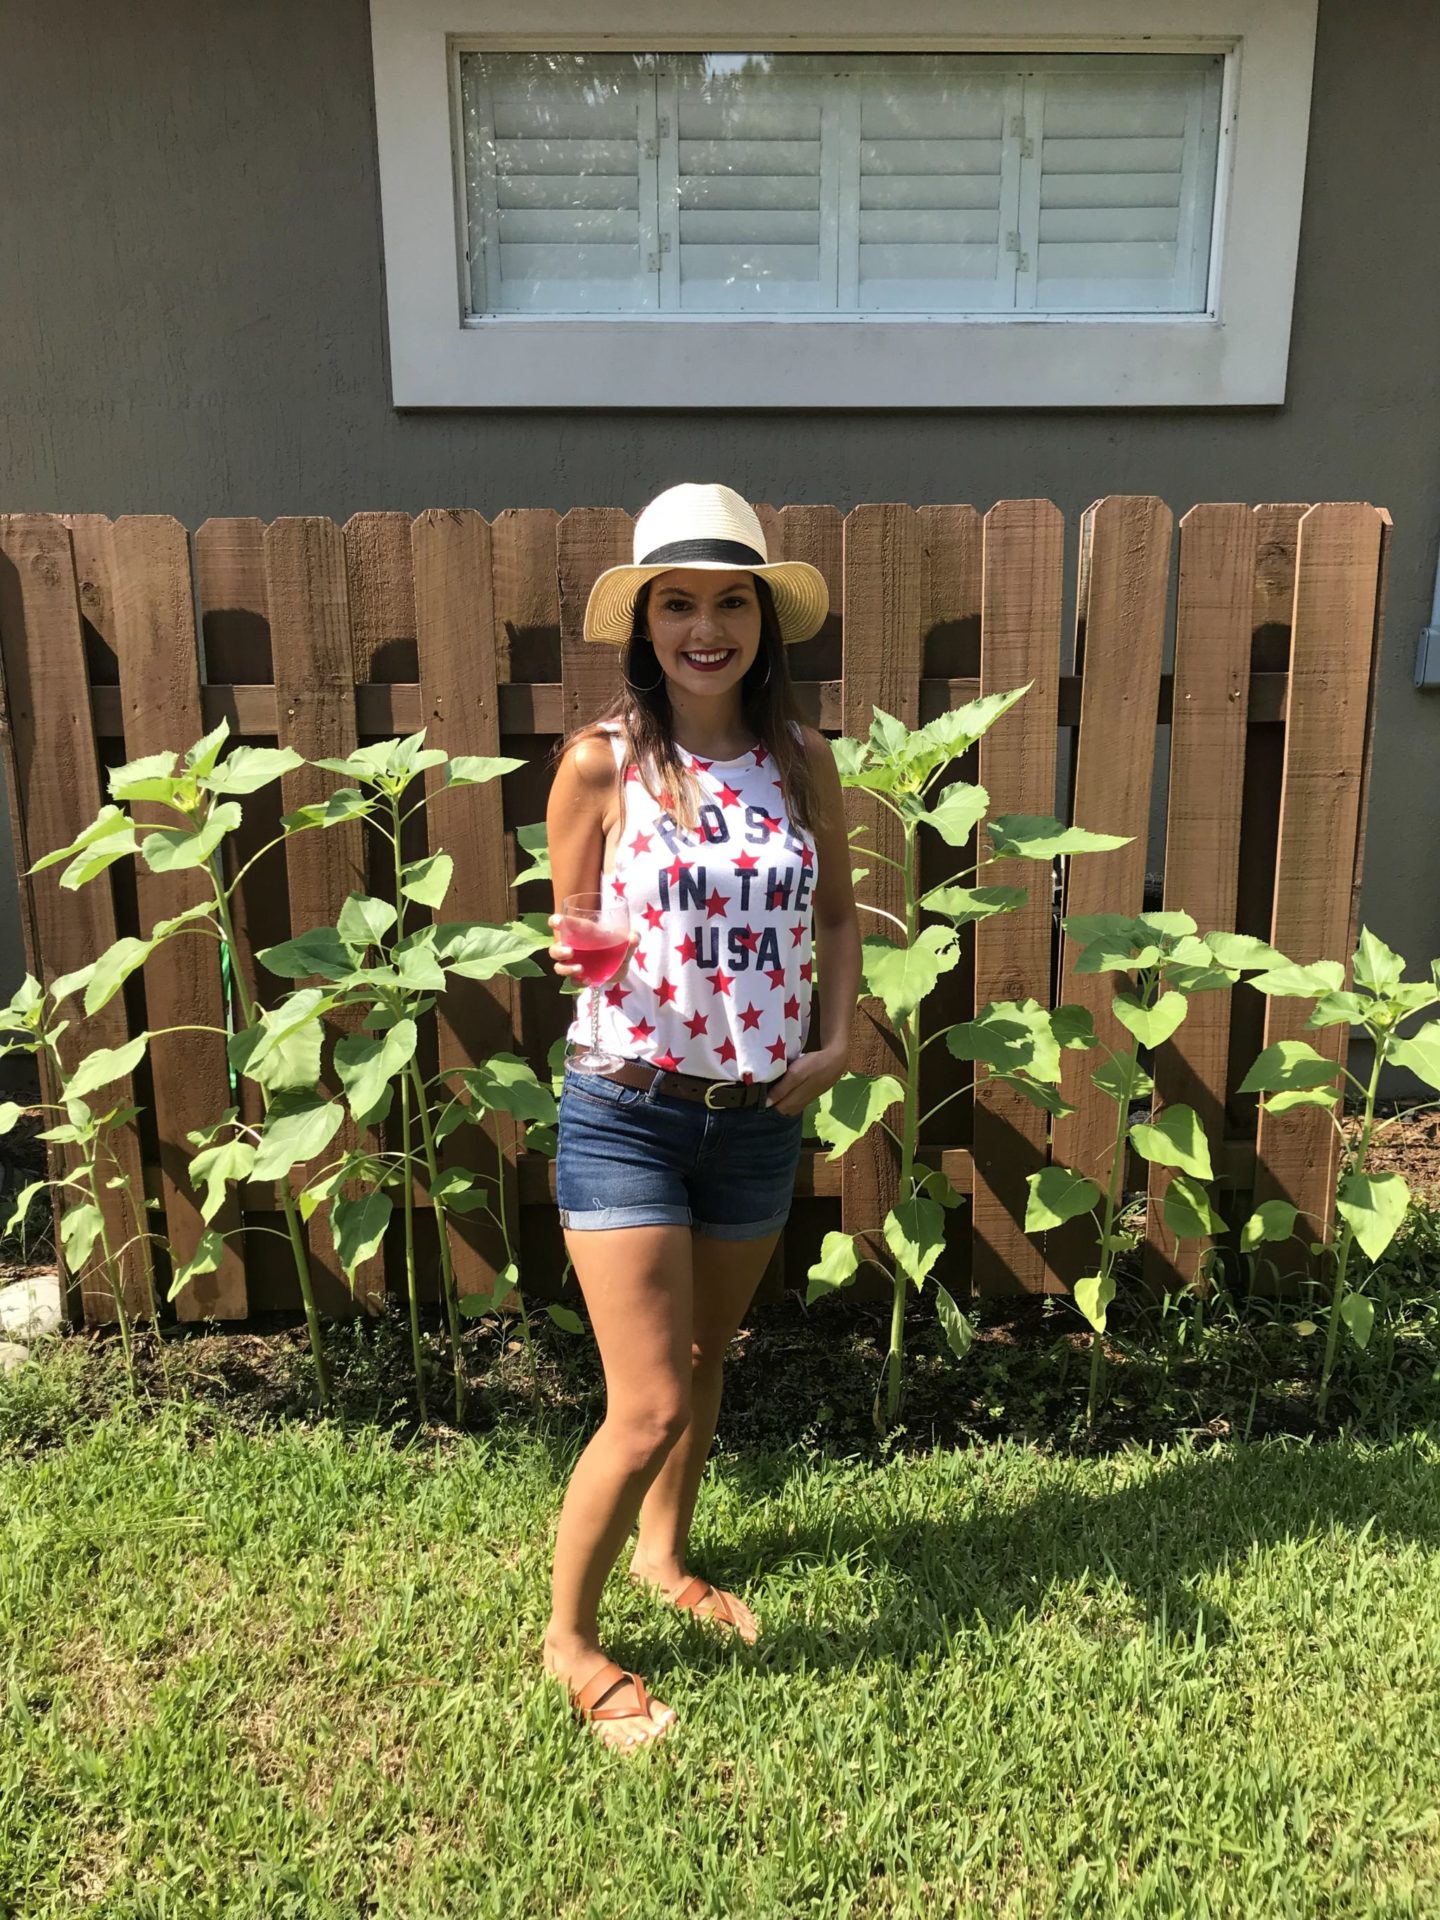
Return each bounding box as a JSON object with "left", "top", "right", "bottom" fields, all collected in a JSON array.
[
  {"left": 265, "top": 517, "right": 376, "bottom": 1310},
  {"left": 413, "top": 509, "right": 520, "bottom": 1304},
  {"left": 973, "top": 500, "right": 1064, "bottom": 1297},
  {"left": 1050, "top": 496, "right": 1173, "bottom": 1285},
  {"left": 111, "top": 515, "right": 248, "bottom": 1319},
  {"left": 1252, "top": 504, "right": 1385, "bottom": 1270},
  {"left": 1142, "top": 505, "right": 1256, "bottom": 1294},
  {"left": 0, "top": 517, "right": 152, "bottom": 1320},
  {"left": 840, "top": 505, "right": 924, "bottom": 1274}
]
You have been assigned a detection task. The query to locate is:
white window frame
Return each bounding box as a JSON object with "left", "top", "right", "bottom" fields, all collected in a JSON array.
[{"left": 370, "top": 0, "right": 1318, "bottom": 408}]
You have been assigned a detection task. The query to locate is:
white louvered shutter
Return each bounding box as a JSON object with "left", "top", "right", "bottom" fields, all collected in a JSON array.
[
  {"left": 462, "top": 54, "right": 659, "bottom": 313},
  {"left": 664, "top": 60, "right": 832, "bottom": 312},
  {"left": 852, "top": 66, "right": 1020, "bottom": 312},
  {"left": 1022, "top": 57, "right": 1223, "bottom": 313}
]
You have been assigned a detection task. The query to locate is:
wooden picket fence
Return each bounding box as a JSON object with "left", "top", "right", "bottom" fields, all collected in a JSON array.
[{"left": 0, "top": 501, "right": 1388, "bottom": 1325}]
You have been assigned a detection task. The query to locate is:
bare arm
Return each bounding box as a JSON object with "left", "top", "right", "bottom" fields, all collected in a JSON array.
[
  {"left": 545, "top": 734, "right": 640, "bottom": 982},
  {"left": 767, "top": 729, "right": 860, "bottom": 1115}
]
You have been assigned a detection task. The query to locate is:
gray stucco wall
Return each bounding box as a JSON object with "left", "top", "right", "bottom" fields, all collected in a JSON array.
[{"left": 2, "top": 0, "right": 1438, "bottom": 995}]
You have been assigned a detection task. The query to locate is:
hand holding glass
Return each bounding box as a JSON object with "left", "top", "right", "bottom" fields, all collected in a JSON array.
[{"left": 556, "top": 891, "right": 632, "bottom": 1073}]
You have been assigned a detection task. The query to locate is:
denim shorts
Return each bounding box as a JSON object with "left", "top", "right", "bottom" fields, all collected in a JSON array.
[{"left": 555, "top": 1063, "right": 804, "bottom": 1240}]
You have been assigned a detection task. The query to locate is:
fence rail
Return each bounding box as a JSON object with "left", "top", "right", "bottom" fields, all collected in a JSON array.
[{"left": 0, "top": 500, "right": 1389, "bottom": 1325}]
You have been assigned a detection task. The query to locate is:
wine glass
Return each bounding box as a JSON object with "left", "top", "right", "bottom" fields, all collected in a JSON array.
[{"left": 558, "top": 890, "right": 633, "bottom": 1074}]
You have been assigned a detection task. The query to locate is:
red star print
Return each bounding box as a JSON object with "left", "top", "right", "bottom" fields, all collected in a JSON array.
[
  {"left": 688, "top": 757, "right": 713, "bottom": 773},
  {"left": 712, "top": 966, "right": 734, "bottom": 997},
  {"left": 659, "top": 789, "right": 676, "bottom": 810},
  {"left": 751, "top": 745, "right": 767, "bottom": 767},
  {"left": 767, "top": 1036, "right": 788, "bottom": 1064},
  {"left": 656, "top": 978, "right": 678, "bottom": 1006},
  {"left": 734, "top": 848, "right": 759, "bottom": 871},
  {"left": 677, "top": 933, "right": 698, "bottom": 964},
  {"left": 628, "top": 1018, "right": 655, "bottom": 1044},
  {"left": 767, "top": 966, "right": 786, "bottom": 989},
  {"left": 610, "top": 877, "right": 626, "bottom": 900},
  {"left": 742, "top": 1070, "right": 755, "bottom": 1084},
  {"left": 654, "top": 1049, "right": 683, "bottom": 1072},
  {"left": 736, "top": 925, "right": 760, "bottom": 954},
  {"left": 624, "top": 764, "right": 641, "bottom": 783},
  {"left": 767, "top": 886, "right": 788, "bottom": 910},
  {"left": 643, "top": 903, "right": 664, "bottom": 931},
  {"left": 716, "top": 782, "right": 743, "bottom": 809},
  {"left": 631, "top": 947, "right": 648, "bottom": 974},
  {"left": 604, "top": 981, "right": 629, "bottom": 1008},
  {"left": 739, "top": 1002, "right": 763, "bottom": 1032},
  {"left": 790, "top": 923, "right": 805, "bottom": 947},
  {"left": 628, "top": 831, "right": 653, "bottom": 857},
  {"left": 784, "top": 995, "right": 800, "bottom": 1022},
  {"left": 800, "top": 959, "right": 813, "bottom": 982},
  {"left": 684, "top": 1008, "right": 708, "bottom": 1039},
  {"left": 662, "top": 856, "right": 692, "bottom": 887},
  {"left": 717, "top": 1036, "right": 737, "bottom": 1065},
  {"left": 800, "top": 843, "right": 815, "bottom": 870},
  {"left": 704, "top": 889, "right": 729, "bottom": 920}
]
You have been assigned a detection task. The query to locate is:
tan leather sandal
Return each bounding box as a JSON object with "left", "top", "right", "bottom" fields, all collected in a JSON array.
[
  {"left": 569, "top": 1660, "right": 673, "bottom": 1747},
  {"left": 668, "top": 1575, "right": 759, "bottom": 1643}
]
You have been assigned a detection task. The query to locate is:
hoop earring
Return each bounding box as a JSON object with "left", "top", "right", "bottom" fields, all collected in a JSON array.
[
  {"left": 622, "top": 647, "right": 666, "bottom": 694},
  {"left": 749, "top": 653, "right": 773, "bottom": 689}
]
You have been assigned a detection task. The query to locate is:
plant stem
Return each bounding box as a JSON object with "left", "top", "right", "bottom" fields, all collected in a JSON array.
[
  {"left": 1089, "top": 1048, "right": 1137, "bottom": 1427},
  {"left": 1317, "top": 1030, "right": 1385, "bottom": 1418},
  {"left": 495, "top": 1124, "right": 538, "bottom": 1403},
  {"left": 883, "top": 823, "right": 921, "bottom": 1426},
  {"left": 207, "top": 852, "right": 332, "bottom": 1408},
  {"left": 399, "top": 1063, "right": 427, "bottom": 1423},
  {"left": 410, "top": 1059, "right": 465, "bottom": 1423}
]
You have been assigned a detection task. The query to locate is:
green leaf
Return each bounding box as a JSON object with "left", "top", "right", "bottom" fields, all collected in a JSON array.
[
  {"left": 1092, "top": 1055, "right": 1151, "bottom": 1104},
  {"left": 257, "top": 926, "right": 356, "bottom": 982},
  {"left": 60, "top": 1202, "right": 104, "bottom": 1270},
  {"left": 918, "top": 883, "right": 1027, "bottom": 926},
  {"left": 1051, "top": 1005, "right": 1099, "bottom": 1051},
  {"left": 1352, "top": 928, "right": 1405, "bottom": 996},
  {"left": 830, "top": 737, "right": 869, "bottom": 780},
  {"left": 48, "top": 962, "right": 98, "bottom": 1004},
  {"left": 990, "top": 1072, "right": 1076, "bottom": 1119},
  {"left": 429, "top": 1168, "right": 491, "bottom": 1215},
  {"left": 251, "top": 1091, "right": 346, "bottom": 1183},
  {"left": 805, "top": 1230, "right": 860, "bottom": 1303},
  {"left": 65, "top": 1034, "right": 149, "bottom": 1102},
  {"left": 4, "top": 1180, "right": 46, "bottom": 1242},
  {"left": 920, "top": 781, "right": 990, "bottom": 847},
  {"left": 1241, "top": 1200, "right": 1300, "bottom": 1251},
  {"left": 1339, "top": 1292, "right": 1375, "bottom": 1350},
  {"left": 909, "top": 687, "right": 1030, "bottom": 769},
  {"left": 188, "top": 1137, "right": 255, "bottom": 1222},
  {"left": 511, "top": 821, "right": 551, "bottom": 889},
  {"left": 334, "top": 1019, "right": 417, "bottom": 1124},
  {"left": 168, "top": 1228, "right": 226, "bottom": 1302},
  {"left": 229, "top": 990, "right": 327, "bottom": 1092},
  {"left": 812, "top": 1073, "right": 905, "bottom": 1161},
  {"left": 1240, "top": 1040, "right": 1343, "bottom": 1094},
  {"left": 1073, "top": 1273, "right": 1116, "bottom": 1333},
  {"left": 1163, "top": 1174, "right": 1225, "bottom": 1241},
  {"left": 392, "top": 937, "right": 448, "bottom": 994},
  {"left": 452, "top": 1054, "right": 558, "bottom": 1123},
  {"left": 0, "top": 1101, "right": 21, "bottom": 1134},
  {"left": 206, "top": 745, "right": 304, "bottom": 795},
  {"left": 444, "top": 754, "right": 526, "bottom": 788},
  {"left": 1336, "top": 1171, "right": 1409, "bottom": 1263},
  {"left": 914, "top": 1162, "right": 965, "bottom": 1210},
  {"left": 399, "top": 852, "right": 454, "bottom": 910},
  {"left": 867, "top": 708, "right": 910, "bottom": 759},
  {"left": 1249, "top": 960, "right": 1346, "bottom": 999},
  {"left": 1025, "top": 1167, "right": 1101, "bottom": 1232},
  {"left": 184, "top": 717, "right": 231, "bottom": 779},
  {"left": 989, "top": 816, "right": 1130, "bottom": 861},
  {"left": 947, "top": 999, "right": 1061, "bottom": 1083},
  {"left": 337, "top": 893, "right": 398, "bottom": 951},
  {"left": 1129, "top": 1104, "right": 1213, "bottom": 1180},
  {"left": 283, "top": 788, "right": 374, "bottom": 832},
  {"left": 935, "top": 1284, "right": 974, "bottom": 1362},
  {"left": 437, "top": 920, "right": 551, "bottom": 981},
  {"left": 80, "top": 936, "right": 156, "bottom": 1016},
  {"left": 140, "top": 804, "right": 242, "bottom": 874},
  {"left": 883, "top": 1195, "right": 945, "bottom": 1288},
  {"left": 1264, "top": 1089, "right": 1339, "bottom": 1114},
  {"left": 1392, "top": 1021, "right": 1440, "bottom": 1094},
  {"left": 546, "top": 1304, "right": 585, "bottom": 1335},
  {"left": 860, "top": 926, "right": 960, "bottom": 1022},
  {"left": 60, "top": 822, "right": 143, "bottom": 890},
  {"left": 1305, "top": 991, "right": 1368, "bottom": 1029},
  {"left": 1204, "top": 931, "right": 1288, "bottom": 973},
  {"left": 330, "top": 1190, "right": 393, "bottom": 1283},
  {"left": 1112, "top": 991, "right": 1188, "bottom": 1049},
  {"left": 109, "top": 752, "right": 183, "bottom": 804}
]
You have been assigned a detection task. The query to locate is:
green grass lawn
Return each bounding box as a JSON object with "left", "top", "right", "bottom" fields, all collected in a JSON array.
[{"left": 4, "top": 1352, "right": 1440, "bottom": 1920}]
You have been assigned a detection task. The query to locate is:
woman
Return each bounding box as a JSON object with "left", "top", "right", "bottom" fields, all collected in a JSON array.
[{"left": 542, "top": 483, "right": 862, "bottom": 1750}]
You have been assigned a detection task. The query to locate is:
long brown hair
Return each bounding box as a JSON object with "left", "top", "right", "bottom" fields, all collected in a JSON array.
[{"left": 555, "top": 577, "right": 819, "bottom": 835}]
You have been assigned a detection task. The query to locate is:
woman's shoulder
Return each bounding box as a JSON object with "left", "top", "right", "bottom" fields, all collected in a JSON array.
[{"left": 558, "top": 722, "right": 625, "bottom": 791}]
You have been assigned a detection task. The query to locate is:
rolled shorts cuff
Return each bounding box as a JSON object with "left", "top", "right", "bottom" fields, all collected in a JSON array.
[
  {"left": 558, "top": 1201, "right": 691, "bottom": 1232},
  {"left": 690, "top": 1204, "right": 793, "bottom": 1241}
]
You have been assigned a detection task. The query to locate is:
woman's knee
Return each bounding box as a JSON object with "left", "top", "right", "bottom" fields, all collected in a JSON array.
[{"left": 606, "top": 1389, "right": 691, "bottom": 1470}]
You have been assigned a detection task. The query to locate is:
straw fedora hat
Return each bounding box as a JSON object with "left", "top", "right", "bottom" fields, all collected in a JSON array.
[{"left": 583, "top": 483, "right": 829, "bottom": 647}]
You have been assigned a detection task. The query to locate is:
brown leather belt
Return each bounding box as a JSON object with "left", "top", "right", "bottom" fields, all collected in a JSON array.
[{"left": 585, "top": 1056, "right": 772, "bottom": 1110}]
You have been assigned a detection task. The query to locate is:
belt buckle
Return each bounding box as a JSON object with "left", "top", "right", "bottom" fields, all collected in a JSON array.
[{"left": 703, "top": 1080, "right": 728, "bottom": 1110}]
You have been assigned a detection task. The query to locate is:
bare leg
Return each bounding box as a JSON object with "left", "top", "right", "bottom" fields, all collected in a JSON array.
[
  {"left": 544, "top": 1222, "right": 692, "bottom": 1749},
  {"left": 630, "top": 1229, "right": 779, "bottom": 1640}
]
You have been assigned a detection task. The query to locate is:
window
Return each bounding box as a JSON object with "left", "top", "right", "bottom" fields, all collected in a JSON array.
[
  {"left": 459, "top": 53, "right": 1223, "bottom": 319},
  {"left": 369, "top": 1, "right": 1319, "bottom": 407}
]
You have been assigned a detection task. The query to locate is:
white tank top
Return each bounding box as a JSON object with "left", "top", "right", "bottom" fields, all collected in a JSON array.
[{"left": 564, "top": 722, "right": 816, "bottom": 1083}]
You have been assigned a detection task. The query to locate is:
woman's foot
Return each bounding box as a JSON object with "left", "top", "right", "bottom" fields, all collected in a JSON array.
[
  {"left": 629, "top": 1557, "right": 760, "bottom": 1644},
  {"left": 543, "top": 1633, "right": 676, "bottom": 1752}
]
